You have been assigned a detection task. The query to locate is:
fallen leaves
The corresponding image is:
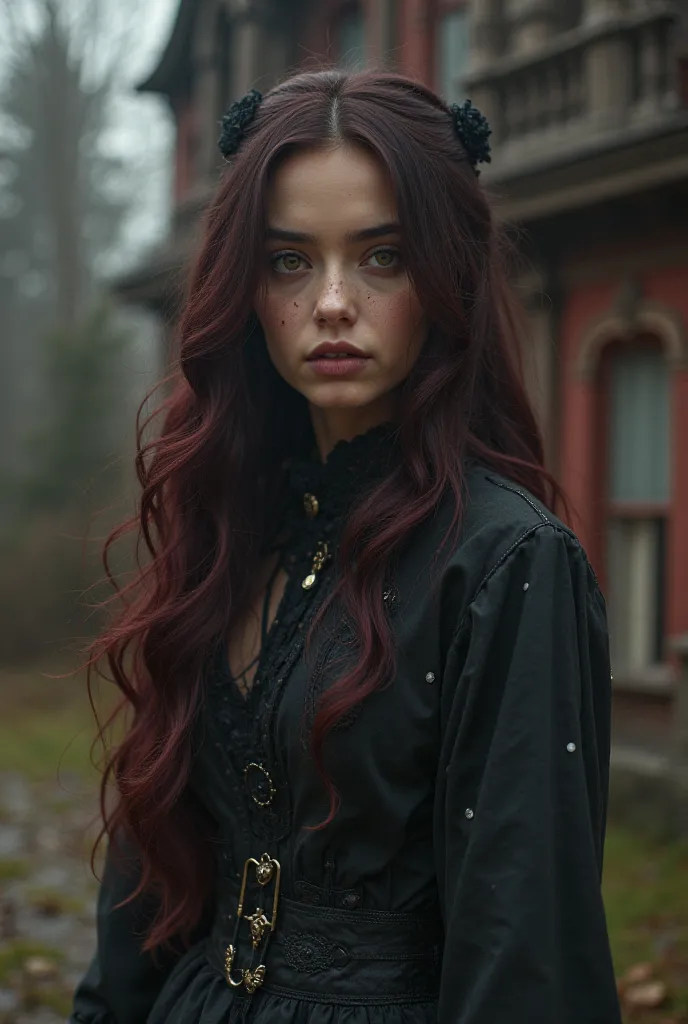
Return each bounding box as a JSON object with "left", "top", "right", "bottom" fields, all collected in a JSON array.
[
  {"left": 618, "top": 961, "right": 674, "bottom": 1017},
  {"left": 625, "top": 981, "right": 668, "bottom": 1010},
  {"left": 23, "top": 955, "right": 58, "bottom": 981},
  {"left": 623, "top": 964, "right": 655, "bottom": 987}
]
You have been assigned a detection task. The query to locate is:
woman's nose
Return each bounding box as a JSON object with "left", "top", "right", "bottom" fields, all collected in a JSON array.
[{"left": 313, "top": 274, "right": 357, "bottom": 325}]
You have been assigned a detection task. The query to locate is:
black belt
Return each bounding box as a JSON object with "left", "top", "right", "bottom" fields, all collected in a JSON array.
[{"left": 207, "top": 853, "right": 442, "bottom": 1006}]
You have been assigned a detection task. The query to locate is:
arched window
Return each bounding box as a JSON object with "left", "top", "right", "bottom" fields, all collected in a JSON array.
[{"left": 604, "top": 343, "right": 671, "bottom": 675}]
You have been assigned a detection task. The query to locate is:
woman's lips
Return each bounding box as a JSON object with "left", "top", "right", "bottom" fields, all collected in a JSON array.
[{"left": 307, "top": 355, "right": 370, "bottom": 376}]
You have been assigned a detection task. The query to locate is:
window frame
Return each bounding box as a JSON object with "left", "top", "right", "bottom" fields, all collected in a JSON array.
[{"left": 597, "top": 336, "right": 672, "bottom": 673}]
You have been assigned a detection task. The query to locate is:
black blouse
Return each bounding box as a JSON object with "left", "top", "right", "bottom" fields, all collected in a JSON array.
[{"left": 70, "top": 426, "right": 622, "bottom": 1024}]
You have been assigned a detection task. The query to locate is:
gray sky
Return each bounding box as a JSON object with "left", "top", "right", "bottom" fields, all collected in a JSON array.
[
  {"left": 105, "top": 0, "right": 180, "bottom": 268},
  {"left": 0, "top": 0, "right": 183, "bottom": 272},
  {"left": 131, "top": 0, "right": 179, "bottom": 83}
]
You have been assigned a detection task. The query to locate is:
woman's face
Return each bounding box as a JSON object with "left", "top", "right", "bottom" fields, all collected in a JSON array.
[{"left": 254, "top": 144, "right": 428, "bottom": 448}]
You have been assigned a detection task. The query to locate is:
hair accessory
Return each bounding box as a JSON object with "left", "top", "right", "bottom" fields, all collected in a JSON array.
[
  {"left": 449, "top": 99, "right": 492, "bottom": 174},
  {"left": 218, "top": 89, "right": 263, "bottom": 159}
]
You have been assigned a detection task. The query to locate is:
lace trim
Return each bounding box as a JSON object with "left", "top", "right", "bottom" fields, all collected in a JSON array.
[{"left": 204, "top": 423, "right": 400, "bottom": 844}]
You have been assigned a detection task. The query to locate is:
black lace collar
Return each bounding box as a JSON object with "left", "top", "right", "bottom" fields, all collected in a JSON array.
[{"left": 285, "top": 422, "right": 400, "bottom": 531}]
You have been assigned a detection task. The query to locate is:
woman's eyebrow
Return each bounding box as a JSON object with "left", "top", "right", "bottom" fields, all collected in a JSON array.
[
  {"left": 350, "top": 222, "right": 401, "bottom": 242},
  {"left": 266, "top": 222, "right": 401, "bottom": 244}
]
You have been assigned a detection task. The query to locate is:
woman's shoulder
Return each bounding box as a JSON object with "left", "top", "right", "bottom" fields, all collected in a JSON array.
[
  {"left": 452, "top": 462, "right": 589, "bottom": 570},
  {"left": 411, "top": 464, "right": 601, "bottom": 629},
  {"left": 460, "top": 462, "right": 571, "bottom": 543}
]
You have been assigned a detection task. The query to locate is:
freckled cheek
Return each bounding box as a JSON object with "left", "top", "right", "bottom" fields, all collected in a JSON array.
[
  {"left": 365, "top": 288, "right": 426, "bottom": 354},
  {"left": 256, "top": 290, "right": 305, "bottom": 349}
]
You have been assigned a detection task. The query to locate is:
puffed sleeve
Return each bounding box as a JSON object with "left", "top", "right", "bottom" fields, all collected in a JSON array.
[
  {"left": 69, "top": 836, "right": 194, "bottom": 1024},
  {"left": 434, "top": 526, "right": 621, "bottom": 1024}
]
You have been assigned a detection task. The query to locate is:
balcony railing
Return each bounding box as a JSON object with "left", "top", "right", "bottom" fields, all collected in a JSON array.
[
  {"left": 463, "top": 3, "right": 683, "bottom": 173},
  {"left": 629, "top": 10, "right": 675, "bottom": 109},
  {"left": 498, "top": 45, "right": 586, "bottom": 140}
]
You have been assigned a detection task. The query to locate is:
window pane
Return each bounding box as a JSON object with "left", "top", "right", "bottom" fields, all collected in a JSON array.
[
  {"left": 339, "top": 6, "right": 366, "bottom": 70},
  {"left": 609, "top": 349, "right": 670, "bottom": 503},
  {"left": 607, "top": 517, "right": 664, "bottom": 672},
  {"left": 437, "top": 8, "right": 470, "bottom": 104}
]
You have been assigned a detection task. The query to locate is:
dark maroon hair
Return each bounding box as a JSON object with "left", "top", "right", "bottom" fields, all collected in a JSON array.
[{"left": 90, "top": 68, "right": 563, "bottom": 950}]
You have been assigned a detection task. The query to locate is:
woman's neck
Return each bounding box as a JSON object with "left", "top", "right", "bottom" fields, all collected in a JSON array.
[{"left": 308, "top": 393, "right": 401, "bottom": 462}]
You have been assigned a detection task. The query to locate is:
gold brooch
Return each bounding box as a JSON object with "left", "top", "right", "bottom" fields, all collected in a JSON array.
[
  {"left": 224, "top": 853, "right": 281, "bottom": 994},
  {"left": 302, "top": 540, "right": 330, "bottom": 590}
]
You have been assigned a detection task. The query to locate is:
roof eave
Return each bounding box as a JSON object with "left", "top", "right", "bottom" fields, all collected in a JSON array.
[{"left": 136, "top": 0, "right": 196, "bottom": 99}]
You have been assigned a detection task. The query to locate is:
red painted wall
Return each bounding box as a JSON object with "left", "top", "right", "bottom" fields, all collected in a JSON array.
[
  {"left": 559, "top": 265, "right": 688, "bottom": 641},
  {"left": 559, "top": 279, "right": 615, "bottom": 570},
  {"left": 303, "top": 0, "right": 347, "bottom": 58},
  {"left": 397, "top": 0, "right": 434, "bottom": 81}
]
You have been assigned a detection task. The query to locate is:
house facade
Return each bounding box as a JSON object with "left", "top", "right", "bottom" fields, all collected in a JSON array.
[{"left": 122, "top": 0, "right": 688, "bottom": 823}]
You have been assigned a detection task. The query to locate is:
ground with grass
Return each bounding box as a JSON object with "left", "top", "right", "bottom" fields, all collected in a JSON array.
[
  {"left": 0, "top": 770, "right": 100, "bottom": 1023},
  {"left": 1, "top": 665, "right": 687, "bottom": 1022}
]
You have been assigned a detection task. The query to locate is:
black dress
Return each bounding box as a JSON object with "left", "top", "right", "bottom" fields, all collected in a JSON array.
[{"left": 70, "top": 426, "right": 622, "bottom": 1024}]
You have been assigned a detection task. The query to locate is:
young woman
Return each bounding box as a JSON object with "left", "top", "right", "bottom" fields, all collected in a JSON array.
[{"left": 70, "top": 70, "right": 622, "bottom": 1024}]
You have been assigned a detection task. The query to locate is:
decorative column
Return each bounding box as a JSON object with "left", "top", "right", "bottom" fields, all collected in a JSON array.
[
  {"left": 635, "top": 10, "right": 680, "bottom": 119},
  {"left": 470, "top": 0, "right": 503, "bottom": 69},
  {"left": 503, "top": 0, "right": 558, "bottom": 56},
  {"left": 582, "top": 0, "right": 632, "bottom": 129},
  {"left": 229, "top": 2, "right": 265, "bottom": 96},
  {"left": 192, "top": 0, "right": 274, "bottom": 183}
]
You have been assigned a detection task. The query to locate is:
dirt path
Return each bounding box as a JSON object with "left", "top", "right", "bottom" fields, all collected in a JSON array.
[{"left": 0, "top": 772, "right": 100, "bottom": 1022}]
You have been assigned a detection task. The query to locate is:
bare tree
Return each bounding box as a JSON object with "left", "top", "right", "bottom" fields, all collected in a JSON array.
[
  {"left": 0, "top": 0, "right": 171, "bottom": 490},
  {"left": 0, "top": 0, "right": 148, "bottom": 328}
]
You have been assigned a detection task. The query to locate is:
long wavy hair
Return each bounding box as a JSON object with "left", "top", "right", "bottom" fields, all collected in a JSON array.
[{"left": 90, "top": 68, "right": 563, "bottom": 950}]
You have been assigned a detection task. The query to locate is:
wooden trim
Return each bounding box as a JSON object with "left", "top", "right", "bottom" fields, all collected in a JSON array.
[
  {"left": 492, "top": 147, "right": 688, "bottom": 225},
  {"left": 592, "top": 341, "right": 611, "bottom": 590},
  {"left": 612, "top": 664, "right": 676, "bottom": 696},
  {"left": 596, "top": 340, "right": 672, "bottom": 660},
  {"left": 608, "top": 503, "right": 670, "bottom": 519},
  {"left": 559, "top": 242, "right": 688, "bottom": 289}
]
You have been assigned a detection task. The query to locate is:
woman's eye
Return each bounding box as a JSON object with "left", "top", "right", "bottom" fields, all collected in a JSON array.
[
  {"left": 271, "top": 252, "right": 306, "bottom": 274},
  {"left": 366, "top": 248, "right": 401, "bottom": 270}
]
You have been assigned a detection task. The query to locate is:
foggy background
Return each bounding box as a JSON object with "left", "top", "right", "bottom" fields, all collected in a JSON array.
[{"left": 0, "top": 0, "right": 176, "bottom": 665}]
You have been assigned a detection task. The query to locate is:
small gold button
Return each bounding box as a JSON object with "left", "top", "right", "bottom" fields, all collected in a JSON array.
[
  {"left": 303, "top": 493, "right": 319, "bottom": 518},
  {"left": 302, "top": 573, "right": 316, "bottom": 590}
]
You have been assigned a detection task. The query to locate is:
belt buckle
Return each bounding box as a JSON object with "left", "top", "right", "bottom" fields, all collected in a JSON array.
[{"left": 224, "top": 853, "right": 281, "bottom": 994}]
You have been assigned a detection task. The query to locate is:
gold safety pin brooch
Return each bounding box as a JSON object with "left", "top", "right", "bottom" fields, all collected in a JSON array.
[{"left": 224, "top": 853, "right": 281, "bottom": 994}]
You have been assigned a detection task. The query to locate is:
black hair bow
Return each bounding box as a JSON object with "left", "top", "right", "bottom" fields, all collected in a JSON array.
[
  {"left": 449, "top": 99, "right": 492, "bottom": 174},
  {"left": 218, "top": 89, "right": 263, "bottom": 159}
]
